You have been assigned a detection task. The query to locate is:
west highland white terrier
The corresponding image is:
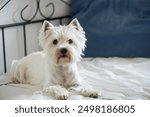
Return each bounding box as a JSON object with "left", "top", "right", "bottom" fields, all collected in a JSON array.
[{"left": 9, "top": 18, "right": 99, "bottom": 99}]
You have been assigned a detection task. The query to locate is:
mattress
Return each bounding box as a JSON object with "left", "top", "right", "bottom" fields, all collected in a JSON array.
[{"left": 0, "top": 57, "right": 150, "bottom": 100}]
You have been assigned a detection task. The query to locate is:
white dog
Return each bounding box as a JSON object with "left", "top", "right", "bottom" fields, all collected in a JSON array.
[{"left": 9, "top": 18, "right": 99, "bottom": 99}]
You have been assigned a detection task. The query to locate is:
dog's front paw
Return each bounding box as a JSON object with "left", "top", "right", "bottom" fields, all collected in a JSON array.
[
  {"left": 55, "top": 89, "right": 69, "bottom": 100},
  {"left": 56, "top": 94, "right": 68, "bottom": 100},
  {"left": 44, "top": 86, "right": 69, "bottom": 100},
  {"left": 81, "top": 89, "right": 100, "bottom": 98}
]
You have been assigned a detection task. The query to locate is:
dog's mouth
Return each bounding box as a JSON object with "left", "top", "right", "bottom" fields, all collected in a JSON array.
[
  {"left": 60, "top": 54, "right": 67, "bottom": 58},
  {"left": 57, "top": 53, "right": 71, "bottom": 64}
]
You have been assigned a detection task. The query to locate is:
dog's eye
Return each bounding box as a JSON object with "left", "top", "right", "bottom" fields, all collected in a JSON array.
[
  {"left": 68, "top": 39, "right": 73, "bottom": 44},
  {"left": 53, "top": 39, "right": 58, "bottom": 45}
]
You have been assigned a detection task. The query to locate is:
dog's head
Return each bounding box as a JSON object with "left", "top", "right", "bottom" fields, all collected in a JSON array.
[{"left": 39, "top": 18, "right": 87, "bottom": 65}]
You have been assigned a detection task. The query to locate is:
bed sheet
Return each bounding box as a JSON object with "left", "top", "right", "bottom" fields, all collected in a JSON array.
[{"left": 0, "top": 57, "right": 150, "bottom": 100}]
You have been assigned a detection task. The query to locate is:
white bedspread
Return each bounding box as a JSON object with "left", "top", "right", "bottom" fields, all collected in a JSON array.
[{"left": 0, "top": 57, "right": 150, "bottom": 100}]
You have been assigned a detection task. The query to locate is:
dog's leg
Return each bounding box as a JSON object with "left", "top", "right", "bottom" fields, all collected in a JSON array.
[
  {"left": 43, "top": 86, "right": 69, "bottom": 100},
  {"left": 69, "top": 85, "right": 100, "bottom": 98}
]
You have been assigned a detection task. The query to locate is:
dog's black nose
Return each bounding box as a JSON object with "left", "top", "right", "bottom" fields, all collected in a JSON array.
[{"left": 60, "top": 48, "right": 68, "bottom": 55}]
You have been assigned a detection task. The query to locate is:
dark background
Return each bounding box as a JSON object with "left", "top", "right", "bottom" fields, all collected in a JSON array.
[{"left": 71, "top": 0, "right": 150, "bottom": 57}]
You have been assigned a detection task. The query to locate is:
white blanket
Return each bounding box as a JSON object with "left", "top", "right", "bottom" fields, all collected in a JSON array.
[{"left": 0, "top": 57, "right": 150, "bottom": 100}]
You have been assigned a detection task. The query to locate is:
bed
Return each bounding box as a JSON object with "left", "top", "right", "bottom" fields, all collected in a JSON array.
[
  {"left": 0, "top": 0, "right": 150, "bottom": 100},
  {"left": 0, "top": 57, "right": 150, "bottom": 100}
]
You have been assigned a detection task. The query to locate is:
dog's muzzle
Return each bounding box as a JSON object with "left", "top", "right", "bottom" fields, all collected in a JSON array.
[{"left": 56, "top": 48, "right": 71, "bottom": 64}]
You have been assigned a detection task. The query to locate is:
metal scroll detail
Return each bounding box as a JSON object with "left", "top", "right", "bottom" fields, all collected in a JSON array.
[
  {"left": 0, "top": 0, "right": 11, "bottom": 11},
  {"left": 20, "top": 0, "right": 71, "bottom": 22}
]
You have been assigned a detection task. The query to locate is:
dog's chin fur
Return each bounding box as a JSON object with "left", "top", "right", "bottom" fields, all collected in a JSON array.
[
  {"left": 8, "top": 19, "right": 99, "bottom": 100},
  {"left": 57, "top": 56, "right": 71, "bottom": 65},
  {"left": 56, "top": 49, "right": 72, "bottom": 65}
]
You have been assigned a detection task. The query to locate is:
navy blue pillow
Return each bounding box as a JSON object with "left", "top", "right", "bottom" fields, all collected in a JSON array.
[{"left": 71, "top": 0, "right": 150, "bottom": 57}]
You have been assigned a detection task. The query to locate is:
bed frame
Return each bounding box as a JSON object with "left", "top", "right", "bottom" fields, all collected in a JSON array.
[{"left": 0, "top": 0, "right": 70, "bottom": 73}]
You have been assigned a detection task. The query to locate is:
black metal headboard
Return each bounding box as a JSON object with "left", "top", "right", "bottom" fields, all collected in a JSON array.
[{"left": 0, "top": 0, "right": 70, "bottom": 73}]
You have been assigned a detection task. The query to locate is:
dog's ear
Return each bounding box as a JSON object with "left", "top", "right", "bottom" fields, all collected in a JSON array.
[
  {"left": 39, "top": 21, "right": 54, "bottom": 48},
  {"left": 41, "top": 20, "right": 54, "bottom": 32},
  {"left": 69, "top": 18, "right": 87, "bottom": 52},
  {"left": 69, "top": 18, "right": 85, "bottom": 34}
]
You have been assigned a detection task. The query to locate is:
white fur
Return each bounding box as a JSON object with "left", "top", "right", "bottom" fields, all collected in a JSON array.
[{"left": 8, "top": 18, "right": 99, "bottom": 99}]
